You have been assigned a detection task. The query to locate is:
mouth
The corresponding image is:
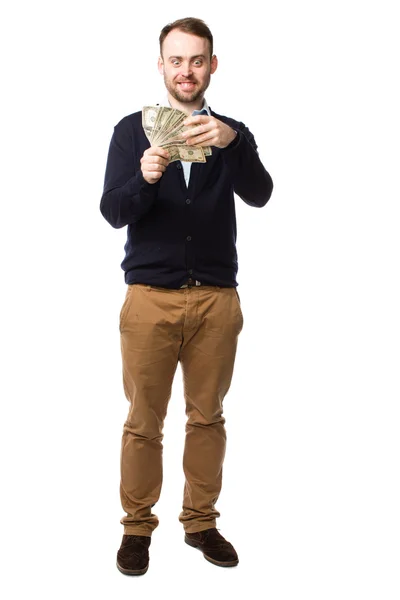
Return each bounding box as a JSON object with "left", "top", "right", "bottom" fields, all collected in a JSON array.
[{"left": 177, "top": 81, "right": 196, "bottom": 91}]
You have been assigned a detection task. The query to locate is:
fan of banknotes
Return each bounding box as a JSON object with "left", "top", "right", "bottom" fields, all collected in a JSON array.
[{"left": 142, "top": 105, "right": 212, "bottom": 163}]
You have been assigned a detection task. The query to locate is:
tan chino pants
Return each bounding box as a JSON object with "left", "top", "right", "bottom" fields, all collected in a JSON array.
[{"left": 119, "top": 283, "right": 243, "bottom": 535}]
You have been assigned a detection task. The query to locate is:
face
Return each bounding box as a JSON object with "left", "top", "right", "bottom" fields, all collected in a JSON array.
[{"left": 158, "top": 29, "right": 218, "bottom": 104}]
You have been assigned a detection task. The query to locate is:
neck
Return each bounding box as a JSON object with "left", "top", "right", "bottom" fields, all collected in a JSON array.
[{"left": 166, "top": 91, "right": 204, "bottom": 115}]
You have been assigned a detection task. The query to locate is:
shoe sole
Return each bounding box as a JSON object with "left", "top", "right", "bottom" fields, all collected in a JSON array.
[
  {"left": 116, "top": 560, "right": 149, "bottom": 576},
  {"left": 184, "top": 537, "right": 239, "bottom": 567}
]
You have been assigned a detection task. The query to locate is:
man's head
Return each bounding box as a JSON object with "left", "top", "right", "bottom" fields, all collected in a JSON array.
[{"left": 158, "top": 17, "right": 218, "bottom": 106}]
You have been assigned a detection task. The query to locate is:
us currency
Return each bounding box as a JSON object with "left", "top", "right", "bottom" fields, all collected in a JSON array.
[
  {"left": 164, "top": 144, "right": 206, "bottom": 163},
  {"left": 142, "top": 105, "right": 212, "bottom": 162},
  {"left": 142, "top": 106, "right": 159, "bottom": 141}
]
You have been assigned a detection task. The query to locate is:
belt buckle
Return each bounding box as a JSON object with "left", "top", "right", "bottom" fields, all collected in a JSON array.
[{"left": 181, "top": 278, "right": 201, "bottom": 288}]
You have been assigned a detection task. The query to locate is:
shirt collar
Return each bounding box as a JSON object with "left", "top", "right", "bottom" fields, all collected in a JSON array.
[{"left": 160, "top": 95, "right": 211, "bottom": 116}]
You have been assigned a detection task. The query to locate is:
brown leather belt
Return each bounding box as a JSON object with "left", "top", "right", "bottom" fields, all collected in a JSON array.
[{"left": 180, "top": 278, "right": 202, "bottom": 288}]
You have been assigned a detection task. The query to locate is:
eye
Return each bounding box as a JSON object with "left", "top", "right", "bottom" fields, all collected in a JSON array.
[
  {"left": 172, "top": 59, "right": 180, "bottom": 66},
  {"left": 193, "top": 60, "right": 203, "bottom": 66}
]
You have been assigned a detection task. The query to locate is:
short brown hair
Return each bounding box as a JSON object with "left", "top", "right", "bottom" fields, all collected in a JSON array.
[{"left": 159, "top": 17, "right": 213, "bottom": 58}]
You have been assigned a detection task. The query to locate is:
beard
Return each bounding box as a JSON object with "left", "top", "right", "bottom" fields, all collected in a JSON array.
[{"left": 163, "top": 71, "right": 211, "bottom": 104}]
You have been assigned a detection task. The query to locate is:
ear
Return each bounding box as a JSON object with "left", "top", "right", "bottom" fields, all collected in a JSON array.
[
  {"left": 157, "top": 56, "right": 164, "bottom": 75},
  {"left": 210, "top": 54, "right": 218, "bottom": 75}
]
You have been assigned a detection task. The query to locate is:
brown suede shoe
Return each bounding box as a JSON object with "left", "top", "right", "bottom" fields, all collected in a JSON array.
[
  {"left": 116, "top": 534, "right": 151, "bottom": 575},
  {"left": 185, "top": 528, "right": 239, "bottom": 567}
]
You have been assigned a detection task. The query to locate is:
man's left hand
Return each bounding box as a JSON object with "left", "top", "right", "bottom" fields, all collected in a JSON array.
[{"left": 181, "top": 115, "right": 237, "bottom": 149}]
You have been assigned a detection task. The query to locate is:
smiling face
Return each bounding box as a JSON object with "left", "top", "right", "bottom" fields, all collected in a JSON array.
[{"left": 158, "top": 29, "right": 218, "bottom": 110}]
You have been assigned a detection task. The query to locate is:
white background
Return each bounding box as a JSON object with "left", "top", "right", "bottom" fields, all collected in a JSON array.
[{"left": 1, "top": 0, "right": 399, "bottom": 598}]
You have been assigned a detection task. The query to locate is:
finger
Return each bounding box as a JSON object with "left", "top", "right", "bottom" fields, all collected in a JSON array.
[
  {"left": 182, "top": 115, "right": 210, "bottom": 127},
  {"left": 146, "top": 163, "right": 167, "bottom": 173},
  {"left": 186, "top": 131, "right": 215, "bottom": 146},
  {"left": 142, "top": 152, "right": 168, "bottom": 166},
  {"left": 147, "top": 146, "right": 170, "bottom": 159},
  {"left": 151, "top": 156, "right": 169, "bottom": 167},
  {"left": 181, "top": 124, "right": 212, "bottom": 139},
  {"left": 142, "top": 155, "right": 169, "bottom": 168},
  {"left": 142, "top": 171, "right": 162, "bottom": 183}
]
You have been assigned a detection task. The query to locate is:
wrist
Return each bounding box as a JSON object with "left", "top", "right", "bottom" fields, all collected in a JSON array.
[
  {"left": 223, "top": 128, "right": 239, "bottom": 150},
  {"left": 228, "top": 129, "right": 237, "bottom": 145}
]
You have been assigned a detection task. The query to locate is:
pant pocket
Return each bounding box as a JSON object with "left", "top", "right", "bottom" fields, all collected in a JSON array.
[
  {"left": 120, "top": 285, "right": 134, "bottom": 328},
  {"left": 233, "top": 288, "right": 244, "bottom": 325}
]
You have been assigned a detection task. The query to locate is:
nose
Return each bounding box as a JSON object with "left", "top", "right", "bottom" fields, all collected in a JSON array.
[{"left": 180, "top": 61, "right": 193, "bottom": 78}]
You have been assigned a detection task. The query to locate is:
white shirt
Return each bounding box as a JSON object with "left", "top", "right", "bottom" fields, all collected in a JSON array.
[{"left": 158, "top": 95, "right": 211, "bottom": 187}]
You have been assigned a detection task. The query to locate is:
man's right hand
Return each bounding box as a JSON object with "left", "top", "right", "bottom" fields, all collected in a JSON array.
[{"left": 140, "top": 147, "right": 170, "bottom": 184}]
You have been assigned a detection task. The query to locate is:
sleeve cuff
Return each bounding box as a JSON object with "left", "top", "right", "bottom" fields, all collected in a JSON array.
[
  {"left": 222, "top": 129, "right": 241, "bottom": 152},
  {"left": 137, "top": 169, "right": 161, "bottom": 194}
]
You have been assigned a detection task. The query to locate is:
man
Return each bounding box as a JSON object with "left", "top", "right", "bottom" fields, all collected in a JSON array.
[{"left": 100, "top": 17, "right": 273, "bottom": 576}]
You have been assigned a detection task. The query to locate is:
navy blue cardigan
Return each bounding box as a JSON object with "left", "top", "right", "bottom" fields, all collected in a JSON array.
[{"left": 100, "top": 108, "right": 273, "bottom": 288}]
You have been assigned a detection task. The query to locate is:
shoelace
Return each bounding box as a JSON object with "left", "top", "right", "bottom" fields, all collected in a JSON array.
[
  {"left": 122, "top": 535, "right": 149, "bottom": 560},
  {"left": 196, "top": 528, "right": 229, "bottom": 549}
]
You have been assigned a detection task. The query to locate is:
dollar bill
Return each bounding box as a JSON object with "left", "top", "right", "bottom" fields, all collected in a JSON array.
[
  {"left": 151, "top": 107, "right": 173, "bottom": 145},
  {"left": 142, "top": 105, "right": 212, "bottom": 162},
  {"left": 163, "top": 144, "right": 206, "bottom": 163},
  {"left": 178, "top": 146, "right": 206, "bottom": 163},
  {"left": 165, "top": 145, "right": 181, "bottom": 162},
  {"left": 142, "top": 106, "right": 159, "bottom": 142}
]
